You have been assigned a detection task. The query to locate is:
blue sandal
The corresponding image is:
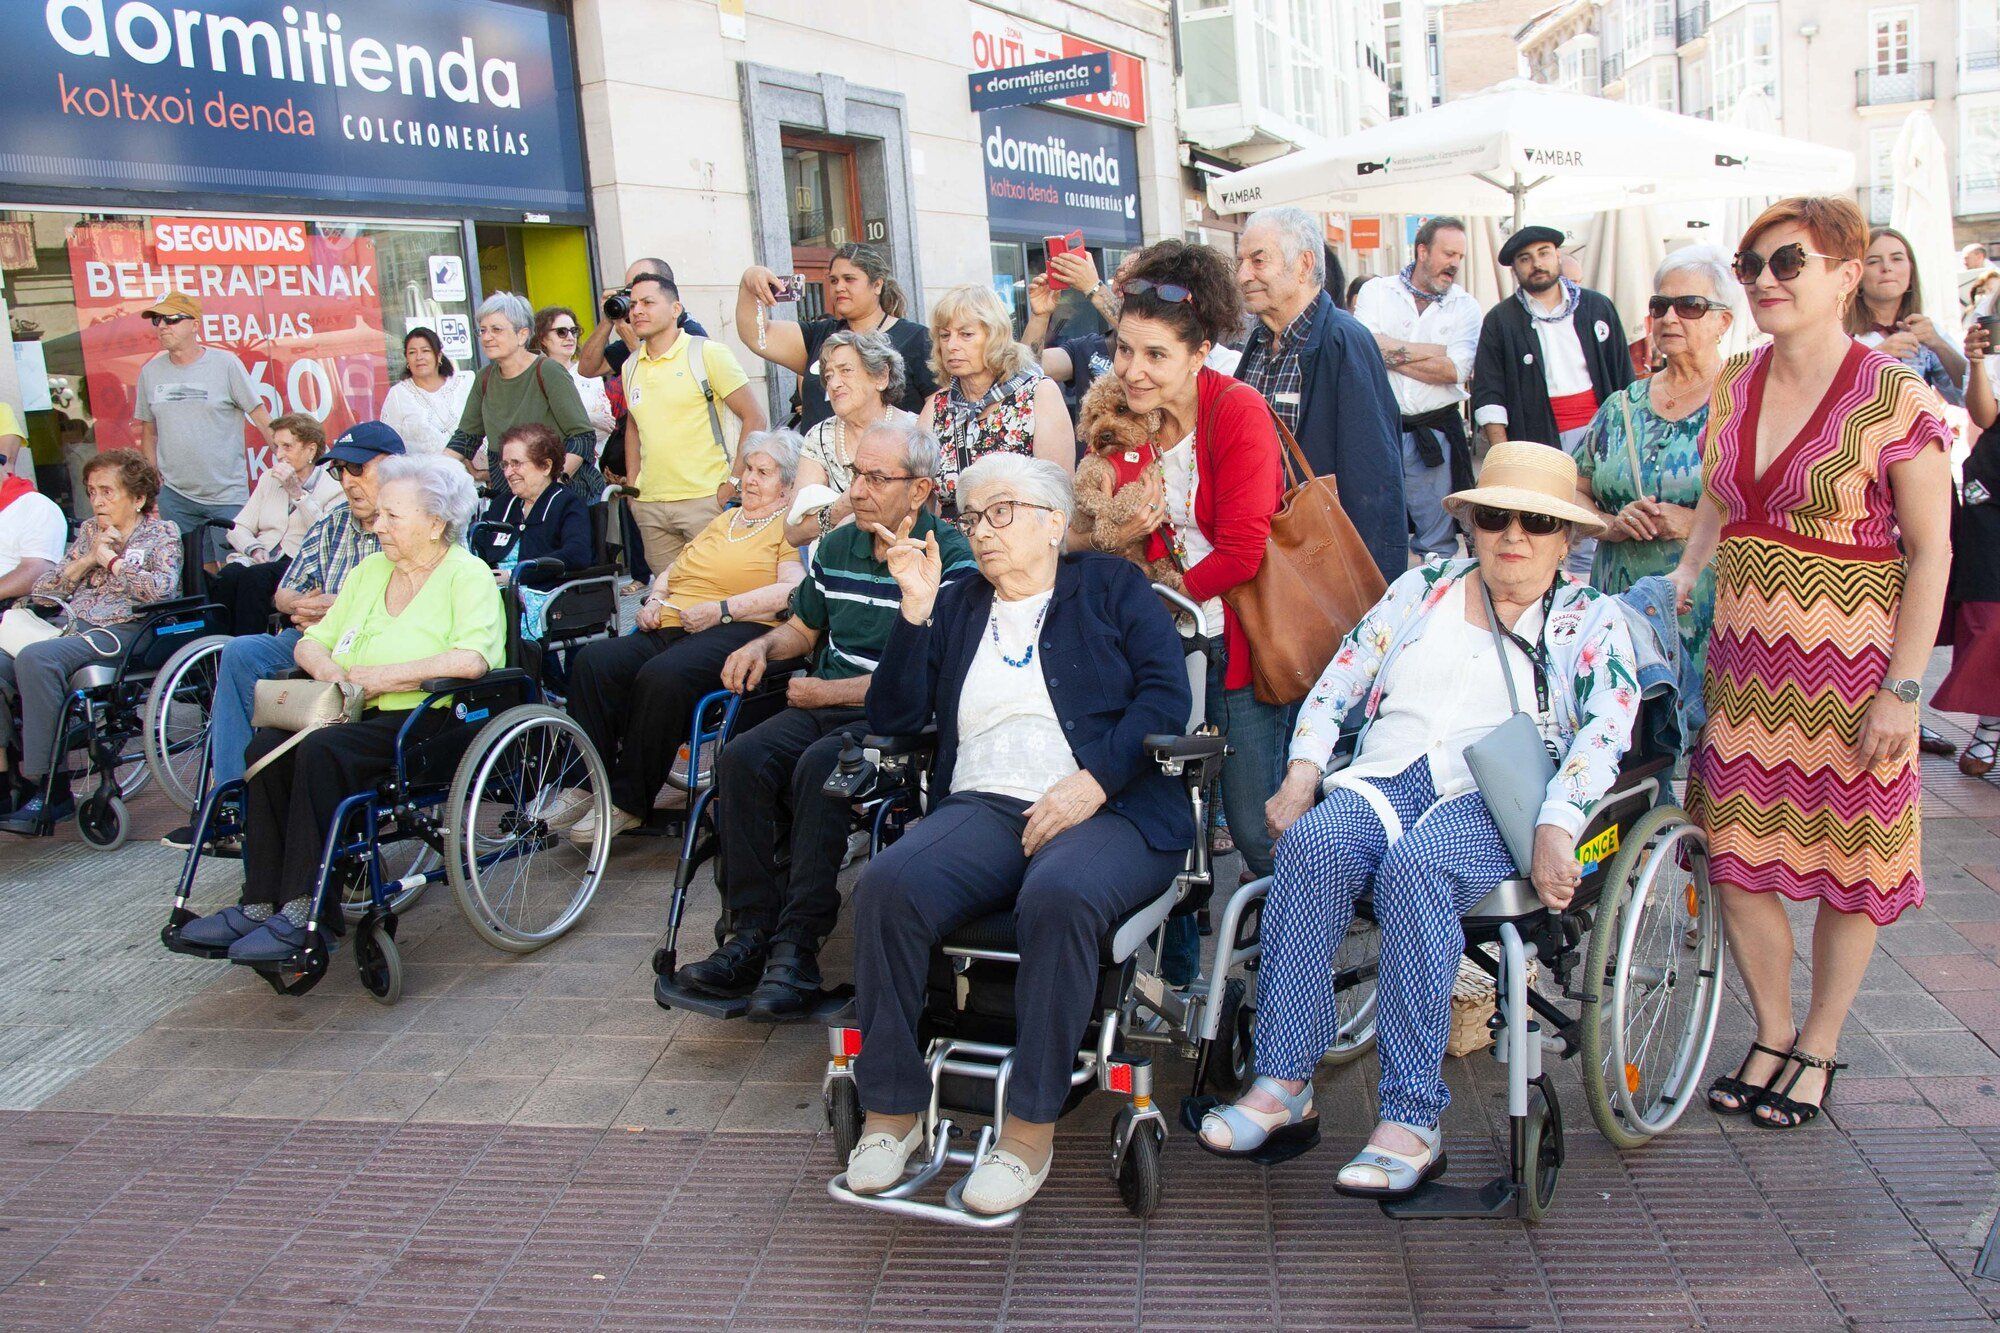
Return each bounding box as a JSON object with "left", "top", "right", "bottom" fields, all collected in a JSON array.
[{"left": 1197, "top": 1077, "right": 1320, "bottom": 1163}]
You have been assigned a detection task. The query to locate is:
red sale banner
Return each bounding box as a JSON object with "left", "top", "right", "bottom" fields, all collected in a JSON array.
[{"left": 67, "top": 216, "right": 391, "bottom": 480}]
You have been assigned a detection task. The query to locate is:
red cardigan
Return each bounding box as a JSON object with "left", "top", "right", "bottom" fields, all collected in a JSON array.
[{"left": 1178, "top": 367, "right": 1282, "bottom": 692}]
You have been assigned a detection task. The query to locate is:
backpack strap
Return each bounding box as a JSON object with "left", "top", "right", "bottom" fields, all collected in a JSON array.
[{"left": 684, "top": 336, "right": 730, "bottom": 460}]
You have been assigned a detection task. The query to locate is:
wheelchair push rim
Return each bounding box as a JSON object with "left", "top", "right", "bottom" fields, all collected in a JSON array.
[
  {"left": 445, "top": 704, "right": 611, "bottom": 952},
  {"left": 1581, "top": 807, "right": 1724, "bottom": 1145},
  {"left": 1324, "top": 915, "right": 1380, "bottom": 1067},
  {"left": 143, "top": 633, "right": 228, "bottom": 814}
]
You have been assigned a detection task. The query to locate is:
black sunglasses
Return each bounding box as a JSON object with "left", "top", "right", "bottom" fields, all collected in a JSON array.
[
  {"left": 325, "top": 458, "right": 364, "bottom": 477},
  {"left": 549, "top": 325, "right": 580, "bottom": 337},
  {"left": 1648, "top": 294, "right": 1728, "bottom": 320},
  {"left": 1470, "top": 505, "right": 1564, "bottom": 536},
  {"left": 1122, "top": 279, "right": 1192, "bottom": 304},
  {"left": 144, "top": 313, "right": 191, "bottom": 327},
  {"left": 1731, "top": 242, "right": 1839, "bottom": 284}
]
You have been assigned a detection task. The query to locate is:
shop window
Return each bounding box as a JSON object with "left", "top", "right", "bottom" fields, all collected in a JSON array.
[{"left": 784, "top": 133, "right": 865, "bottom": 322}]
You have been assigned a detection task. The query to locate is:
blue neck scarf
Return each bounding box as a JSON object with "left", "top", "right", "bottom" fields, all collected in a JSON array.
[{"left": 1519, "top": 276, "right": 1581, "bottom": 323}]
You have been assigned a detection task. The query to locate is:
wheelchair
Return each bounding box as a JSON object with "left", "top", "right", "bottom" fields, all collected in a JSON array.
[
  {"left": 2, "top": 591, "right": 221, "bottom": 850},
  {"left": 160, "top": 557, "right": 621, "bottom": 1003},
  {"left": 817, "top": 586, "right": 1229, "bottom": 1227},
  {"left": 1184, "top": 691, "right": 1723, "bottom": 1223}
]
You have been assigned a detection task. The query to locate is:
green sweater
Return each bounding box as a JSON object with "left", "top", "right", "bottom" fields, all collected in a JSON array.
[{"left": 304, "top": 547, "right": 508, "bottom": 710}]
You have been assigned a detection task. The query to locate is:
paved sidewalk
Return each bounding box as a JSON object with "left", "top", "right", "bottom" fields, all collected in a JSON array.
[{"left": 0, "top": 671, "right": 1994, "bottom": 1327}]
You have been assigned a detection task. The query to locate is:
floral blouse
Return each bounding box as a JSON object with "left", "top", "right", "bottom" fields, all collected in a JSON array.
[
  {"left": 930, "top": 372, "right": 1040, "bottom": 508},
  {"left": 33, "top": 515, "right": 181, "bottom": 627},
  {"left": 1289, "top": 557, "right": 1641, "bottom": 839}
]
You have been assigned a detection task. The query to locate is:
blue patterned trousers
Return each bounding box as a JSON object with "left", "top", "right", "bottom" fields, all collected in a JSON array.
[{"left": 1253, "top": 757, "right": 1518, "bottom": 1129}]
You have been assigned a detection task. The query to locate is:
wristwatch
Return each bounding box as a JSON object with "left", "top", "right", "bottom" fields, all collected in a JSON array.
[
  {"left": 719, "top": 600, "right": 733, "bottom": 625},
  {"left": 1881, "top": 677, "right": 1922, "bottom": 704}
]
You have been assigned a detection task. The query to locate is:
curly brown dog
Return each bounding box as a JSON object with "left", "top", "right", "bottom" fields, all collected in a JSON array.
[{"left": 1072, "top": 375, "right": 1182, "bottom": 592}]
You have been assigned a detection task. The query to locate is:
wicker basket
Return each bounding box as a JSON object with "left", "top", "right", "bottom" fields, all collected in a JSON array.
[{"left": 1445, "top": 949, "right": 1540, "bottom": 1057}]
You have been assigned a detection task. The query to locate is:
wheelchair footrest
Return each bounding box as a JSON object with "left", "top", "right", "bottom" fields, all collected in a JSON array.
[
  {"left": 653, "top": 975, "right": 854, "bottom": 1023},
  {"left": 1378, "top": 1176, "right": 1520, "bottom": 1220}
]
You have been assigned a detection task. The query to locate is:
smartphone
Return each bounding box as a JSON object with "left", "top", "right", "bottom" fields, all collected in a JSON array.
[
  {"left": 1979, "top": 314, "right": 2000, "bottom": 337},
  {"left": 775, "top": 273, "right": 805, "bottom": 303},
  {"left": 1043, "top": 230, "right": 1084, "bottom": 290}
]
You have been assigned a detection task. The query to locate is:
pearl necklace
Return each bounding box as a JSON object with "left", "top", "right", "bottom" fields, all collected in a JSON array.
[
  {"left": 989, "top": 597, "right": 1051, "bottom": 669},
  {"left": 725, "top": 508, "right": 780, "bottom": 543}
]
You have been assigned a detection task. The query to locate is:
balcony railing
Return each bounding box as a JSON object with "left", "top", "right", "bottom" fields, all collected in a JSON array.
[
  {"left": 1602, "top": 51, "right": 1625, "bottom": 84},
  {"left": 1965, "top": 47, "right": 2000, "bottom": 77},
  {"left": 1676, "top": 2, "right": 1709, "bottom": 46},
  {"left": 1863, "top": 184, "right": 1893, "bottom": 225},
  {"left": 1856, "top": 63, "right": 1935, "bottom": 106},
  {"left": 1963, "top": 173, "right": 2000, "bottom": 215}
]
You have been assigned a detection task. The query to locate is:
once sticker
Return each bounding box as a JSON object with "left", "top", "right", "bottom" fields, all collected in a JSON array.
[{"left": 1575, "top": 824, "right": 1621, "bottom": 869}]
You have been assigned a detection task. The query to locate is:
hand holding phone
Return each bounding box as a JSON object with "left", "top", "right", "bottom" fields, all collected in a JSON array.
[
  {"left": 1043, "top": 231, "right": 1084, "bottom": 291},
  {"left": 775, "top": 274, "right": 805, "bottom": 304}
]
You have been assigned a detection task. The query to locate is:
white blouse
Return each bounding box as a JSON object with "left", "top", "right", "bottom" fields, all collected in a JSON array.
[
  {"left": 1159, "top": 431, "right": 1223, "bottom": 637},
  {"left": 1332, "top": 579, "right": 1538, "bottom": 808},
  {"left": 952, "top": 589, "right": 1077, "bottom": 804},
  {"left": 379, "top": 374, "right": 474, "bottom": 454}
]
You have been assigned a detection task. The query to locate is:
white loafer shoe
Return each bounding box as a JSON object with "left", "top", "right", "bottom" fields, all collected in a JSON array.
[
  {"left": 539, "top": 787, "right": 592, "bottom": 831},
  {"left": 959, "top": 1147, "right": 1050, "bottom": 1215},
  {"left": 845, "top": 1122, "right": 923, "bottom": 1195}
]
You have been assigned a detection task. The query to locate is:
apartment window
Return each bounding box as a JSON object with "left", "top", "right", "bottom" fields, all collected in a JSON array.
[
  {"left": 1965, "top": 1, "right": 2000, "bottom": 75},
  {"left": 1868, "top": 127, "right": 1898, "bottom": 224},
  {"left": 1711, "top": 9, "right": 1779, "bottom": 121},
  {"left": 1961, "top": 99, "right": 2000, "bottom": 213},
  {"left": 1250, "top": 0, "right": 1328, "bottom": 133}
]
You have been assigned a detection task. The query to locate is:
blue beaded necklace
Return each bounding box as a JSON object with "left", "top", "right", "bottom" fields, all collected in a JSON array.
[{"left": 989, "top": 597, "right": 1052, "bottom": 669}]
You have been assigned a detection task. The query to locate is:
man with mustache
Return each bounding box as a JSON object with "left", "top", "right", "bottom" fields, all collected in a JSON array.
[{"left": 1352, "top": 215, "right": 1483, "bottom": 559}]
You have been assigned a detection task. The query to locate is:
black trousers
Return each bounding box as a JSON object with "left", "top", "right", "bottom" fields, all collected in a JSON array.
[
  {"left": 241, "top": 711, "right": 465, "bottom": 913},
  {"left": 851, "top": 793, "right": 1182, "bottom": 1123},
  {"left": 212, "top": 557, "right": 289, "bottom": 636},
  {"left": 565, "top": 622, "right": 765, "bottom": 818},
  {"left": 714, "top": 704, "right": 868, "bottom": 950}
]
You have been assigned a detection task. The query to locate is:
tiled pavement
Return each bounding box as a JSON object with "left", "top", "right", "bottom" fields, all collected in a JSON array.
[{"left": 0, "top": 660, "right": 1995, "bottom": 1327}]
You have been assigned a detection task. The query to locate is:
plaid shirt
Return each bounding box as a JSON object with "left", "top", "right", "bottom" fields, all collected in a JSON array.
[
  {"left": 279, "top": 501, "right": 379, "bottom": 597},
  {"left": 1235, "top": 305, "right": 1313, "bottom": 433}
]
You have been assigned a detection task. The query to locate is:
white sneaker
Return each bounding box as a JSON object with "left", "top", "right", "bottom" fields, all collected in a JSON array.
[
  {"left": 568, "top": 805, "right": 641, "bottom": 845},
  {"left": 959, "top": 1146, "right": 1050, "bottom": 1215},
  {"left": 845, "top": 1122, "right": 924, "bottom": 1195},
  {"left": 839, "top": 829, "right": 871, "bottom": 869},
  {"left": 539, "top": 787, "right": 592, "bottom": 831}
]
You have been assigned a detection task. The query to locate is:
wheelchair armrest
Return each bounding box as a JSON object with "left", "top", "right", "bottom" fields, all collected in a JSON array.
[
  {"left": 419, "top": 667, "right": 533, "bottom": 699},
  {"left": 1145, "top": 733, "right": 1228, "bottom": 762},
  {"left": 863, "top": 731, "right": 936, "bottom": 758},
  {"left": 510, "top": 555, "right": 567, "bottom": 584}
]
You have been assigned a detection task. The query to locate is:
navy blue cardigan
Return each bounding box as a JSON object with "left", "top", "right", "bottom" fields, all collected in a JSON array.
[
  {"left": 1238, "top": 290, "right": 1407, "bottom": 583},
  {"left": 476, "top": 483, "right": 591, "bottom": 588},
  {"left": 866, "top": 551, "right": 1195, "bottom": 853}
]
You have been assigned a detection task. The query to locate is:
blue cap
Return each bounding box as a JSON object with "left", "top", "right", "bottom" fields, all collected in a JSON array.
[{"left": 325, "top": 420, "right": 407, "bottom": 467}]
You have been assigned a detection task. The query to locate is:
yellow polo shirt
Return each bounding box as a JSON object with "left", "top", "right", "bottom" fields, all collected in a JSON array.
[{"left": 625, "top": 332, "right": 749, "bottom": 502}]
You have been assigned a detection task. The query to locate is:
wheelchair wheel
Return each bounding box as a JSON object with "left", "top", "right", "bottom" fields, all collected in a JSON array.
[
  {"left": 354, "top": 916, "right": 403, "bottom": 1006},
  {"left": 1116, "top": 1122, "right": 1163, "bottom": 1218},
  {"left": 143, "top": 633, "right": 227, "bottom": 813},
  {"left": 1579, "top": 806, "right": 1724, "bottom": 1149},
  {"left": 77, "top": 794, "right": 130, "bottom": 850},
  {"left": 826, "top": 1077, "right": 862, "bottom": 1164},
  {"left": 445, "top": 705, "right": 611, "bottom": 953},
  {"left": 1206, "top": 979, "right": 1254, "bottom": 1097},
  {"left": 1324, "top": 916, "right": 1380, "bottom": 1067},
  {"left": 335, "top": 843, "right": 435, "bottom": 925},
  {"left": 1519, "top": 1084, "right": 1562, "bottom": 1223}
]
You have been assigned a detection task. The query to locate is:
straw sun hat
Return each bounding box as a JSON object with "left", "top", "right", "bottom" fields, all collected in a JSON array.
[{"left": 1442, "top": 440, "right": 1607, "bottom": 536}]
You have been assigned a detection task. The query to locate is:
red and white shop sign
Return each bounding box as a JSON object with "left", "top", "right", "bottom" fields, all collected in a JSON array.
[
  {"left": 68, "top": 218, "right": 390, "bottom": 479},
  {"left": 969, "top": 5, "right": 1147, "bottom": 127}
]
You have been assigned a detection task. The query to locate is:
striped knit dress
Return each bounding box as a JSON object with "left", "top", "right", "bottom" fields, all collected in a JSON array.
[{"left": 1687, "top": 340, "right": 1948, "bottom": 926}]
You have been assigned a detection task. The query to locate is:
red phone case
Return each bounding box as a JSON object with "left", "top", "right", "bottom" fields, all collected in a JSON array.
[{"left": 1043, "top": 231, "right": 1083, "bottom": 290}]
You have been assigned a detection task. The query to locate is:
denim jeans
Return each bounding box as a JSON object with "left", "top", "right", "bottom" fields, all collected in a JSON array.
[
  {"left": 212, "top": 630, "right": 301, "bottom": 788},
  {"left": 1162, "top": 639, "right": 1292, "bottom": 985}
]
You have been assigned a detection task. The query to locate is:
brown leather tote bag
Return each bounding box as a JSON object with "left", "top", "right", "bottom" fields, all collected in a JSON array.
[{"left": 1215, "top": 390, "right": 1389, "bottom": 705}]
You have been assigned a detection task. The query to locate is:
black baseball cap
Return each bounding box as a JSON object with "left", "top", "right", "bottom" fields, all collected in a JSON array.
[{"left": 324, "top": 420, "right": 407, "bottom": 467}]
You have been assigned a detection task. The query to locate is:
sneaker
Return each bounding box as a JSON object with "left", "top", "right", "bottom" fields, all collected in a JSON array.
[
  {"left": 0, "top": 793, "right": 72, "bottom": 836},
  {"left": 839, "top": 829, "right": 870, "bottom": 869},
  {"left": 538, "top": 787, "right": 593, "bottom": 831},
  {"left": 673, "top": 932, "right": 769, "bottom": 997},
  {"left": 744, "top": 943, "right": 823, "bottom": 1022},
  {"left": 567, "top": 804, "right": 642, "bottom": 845}
]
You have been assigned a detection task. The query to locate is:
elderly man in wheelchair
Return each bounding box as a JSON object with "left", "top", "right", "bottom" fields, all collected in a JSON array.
[
  {"left": 1197, "top": 443, "right": 1644, "bottom": 1199},
  {"left": 834, "top": 454, "right": 1200, "bottom": 1217}
]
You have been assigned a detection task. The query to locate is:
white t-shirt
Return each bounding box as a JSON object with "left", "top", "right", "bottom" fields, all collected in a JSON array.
[
  {"left": 1159, "top": 432, "right": 1224, "bottom": 637},
  {"left": 953, "top": 588, "right": 1078, "bottom": 803},
  {"left": 0, "top": 490, "right": 68, "bottom": 582},
  {"left": 379, "top": 374, "right": 475, "bottom": 454},
  {"left": 1472, "top": 302, "right": 1592, "bottom": 429}
]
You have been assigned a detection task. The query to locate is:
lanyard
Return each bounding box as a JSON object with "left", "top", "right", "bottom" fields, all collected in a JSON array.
[{"left": 1484, "top": 580, "right": 1557, "bottom": 721}]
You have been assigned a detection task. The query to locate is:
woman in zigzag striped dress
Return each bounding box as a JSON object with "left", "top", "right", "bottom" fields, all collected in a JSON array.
[{"left": 1669, "top": 197, "right": 1954, "bottom": 1130}]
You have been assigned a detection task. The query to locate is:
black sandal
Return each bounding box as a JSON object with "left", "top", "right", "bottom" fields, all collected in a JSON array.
[
  {"left": 1706, "top": 1035, "right": 1795, "bottom": 1114},
  {"left": 1754, "top": 1049, "right": 1846, "bottom": 1128}
]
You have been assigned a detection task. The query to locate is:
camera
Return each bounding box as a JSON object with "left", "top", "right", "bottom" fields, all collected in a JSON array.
[{"left": 602, "top": 288, "right": 633, "bottom": 321}]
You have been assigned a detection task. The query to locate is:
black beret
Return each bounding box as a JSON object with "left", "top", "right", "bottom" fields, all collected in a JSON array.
[{"left": 1498, "top": 225, "right": 1568, "bottom": 266}]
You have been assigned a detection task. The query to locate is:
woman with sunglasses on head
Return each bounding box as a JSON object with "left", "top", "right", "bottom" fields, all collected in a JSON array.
[
  {"left": 379, "top": 328, "right": 472, "bottom": 455},
  {"left": 1668, "top": 197, "right": 1953, "bottom": 1129},
  {"left": 532, "top": 305, "right": 618, "bottom": 450},
  {"left": 1848, "top": 227, "right": 1967, "bottom": 407},
  {"left": 1200, "top": 442, "right": 1639, "bottom": 1192},
  {"left": 1572, "top": 244, "right": 1740, "bottom": 690},
  {"left": 917, "top": 283, "right": 1075, "bottom": 513}
]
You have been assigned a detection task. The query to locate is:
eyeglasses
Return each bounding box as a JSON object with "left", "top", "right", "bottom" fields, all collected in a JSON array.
[
  {"left": 499, "top": 457, "right": 533, "bottom": 471},
  {"left": 851, "top": 469, "right": 917, "bottom": 489},
  {"left": 1731, "top": 243, "right": 1840, "bottom": 284},
  {"left": 1122, "top": 279, "right": 1192, "bottom": 304},
  {"left": 1470, "top": 505, "right": 1565, "bottom": 536},
  {"left": 144, "top": 313, "right": 191, "bottom": 327},
  {"left": 1648, "top": 294, "right": 1729, "bottom": 320},
  {"left": 549, "top": 326, "right": 580, "bottom": 338},
  {"left": 952, "top": 499, "right": 1057, "bottom": 536}
]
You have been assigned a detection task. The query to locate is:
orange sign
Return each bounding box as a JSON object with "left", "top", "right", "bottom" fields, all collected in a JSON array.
[{"left": 1350, "top": 218, "right": 1383, "bottom": 251}]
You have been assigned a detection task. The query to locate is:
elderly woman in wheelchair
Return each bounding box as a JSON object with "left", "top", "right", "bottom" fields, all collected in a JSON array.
[
  {"left": 177, "top": 454, "right": 505, "bottom": 962},
  {"left": 842, "top": 453, "right": 1193, "bottom": 1216},
  {"left": 1199, "top": 442, "right": 1640, "bottom": 1199}
]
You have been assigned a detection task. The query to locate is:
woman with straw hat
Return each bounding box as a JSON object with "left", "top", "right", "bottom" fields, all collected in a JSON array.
[{"left": 1198, "top": 440, "right": 1641, "bottom": 1198}]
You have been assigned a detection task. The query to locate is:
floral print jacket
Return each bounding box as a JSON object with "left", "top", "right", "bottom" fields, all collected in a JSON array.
[{"left": 1289, "top": 557, "right": 1642, "bottom": 840}]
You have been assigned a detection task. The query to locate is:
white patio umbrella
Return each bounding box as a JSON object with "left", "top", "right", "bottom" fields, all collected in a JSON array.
[
  {"left": 1580, "top": 205, "right": 1665, "bottom": 356},
  {"left": 1206, "top": 79, "right": 1854, "bottom": 228},
  {"left": 1889, "top": 109, "right": 1960, "bottom": 337}
]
